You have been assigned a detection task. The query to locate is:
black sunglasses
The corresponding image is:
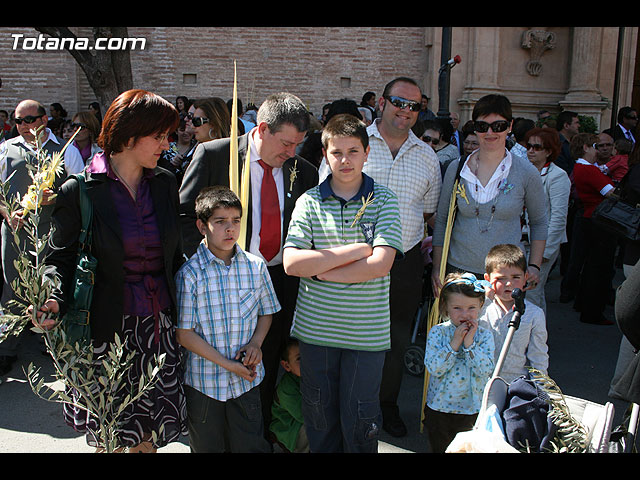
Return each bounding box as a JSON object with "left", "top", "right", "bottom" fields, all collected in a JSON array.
[
  {"left": 526, "top": 142, "right": 545, "bottom": 152},
  {"left": 185, "top": 112, "right": 209, "bottom": 127},
  {"left": 384, "top": 95, "right": 421, "bottom": 112},
  {"left": 473, "top": 120, "right": 510, "bottom": 133},
  {"left": 71, "top": 122, "right": 86, "bottom": 130},
  {"left": 422, "top": 135, "right": 440, "bottom": 146},
  {"left": 15, "top": 115, "right": 43, "bottom": 125}
]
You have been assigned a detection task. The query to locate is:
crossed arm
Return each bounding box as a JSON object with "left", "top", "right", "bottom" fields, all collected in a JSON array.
[{"left": 283, "top": 243, "right": 396, "bottom": 283}]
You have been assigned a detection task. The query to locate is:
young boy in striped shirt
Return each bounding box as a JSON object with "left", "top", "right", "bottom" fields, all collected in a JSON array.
[
  {"left": 283, "top": 114, "right": 403, "bottom": 452},
  {"left": 175, "top": 186, "right": 280, "bottom": 452}
]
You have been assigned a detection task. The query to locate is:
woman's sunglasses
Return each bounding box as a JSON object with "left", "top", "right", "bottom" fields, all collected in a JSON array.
[
  {"left": 526, "top": 143, "right": 545, "bottom": 152},
  {"left": 384, "top": 95, "right": 421, "bottom": 112},
  {"left": 15, "top": 115, "right": 44, "bottom": 125},
  {"left": 185, "top": 112, "right": 209, "bottom": 127},
  {"left": 473, "top": 120, "right": 510, "bottom": 133},
  {"left": 422, "top": 135, "right": 440, "bottom": 146}
]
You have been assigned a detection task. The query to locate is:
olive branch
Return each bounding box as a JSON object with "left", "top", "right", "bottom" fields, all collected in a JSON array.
[{"left": 0, "top": 127, "right": 166, "bottom": 452}]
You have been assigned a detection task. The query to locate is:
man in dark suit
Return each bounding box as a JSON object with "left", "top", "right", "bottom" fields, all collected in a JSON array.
[
  {"left": 603, "top": 106, "right": 637, "bottom": 145},
  {"left": 179, "top": 92, "right": 318, "bottom": 440}
]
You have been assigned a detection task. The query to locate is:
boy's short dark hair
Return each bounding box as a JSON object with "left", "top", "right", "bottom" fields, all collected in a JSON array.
[
  {"left": 195, "top": 185, "right": 242, "bottom": 223},
  {"left": 281, "top": 337, "right": 299, "bottom": 362},
  {"left": 485, "top": 244, "right": 527, "bottom": 275},
  {"left": 321, "top": 113, "right": 369, "bottom": 151}
]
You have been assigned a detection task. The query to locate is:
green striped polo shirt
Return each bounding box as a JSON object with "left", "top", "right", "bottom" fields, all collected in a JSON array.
[{"left": 284, "top": 173, "right": 403, "bottom": 351}]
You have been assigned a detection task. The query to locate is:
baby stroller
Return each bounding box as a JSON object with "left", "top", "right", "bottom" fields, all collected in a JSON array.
[
  {"left": 403, "top": 264, "right": 433, "bottom": 377},
  {"left": 446, "top": 289, "right": 618, "bottom": 453},
  {"left": 403, "top": 240, "right": 434, "bottom": 377}
]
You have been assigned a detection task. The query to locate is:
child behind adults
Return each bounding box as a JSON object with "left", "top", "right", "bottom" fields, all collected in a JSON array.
[
  {"left": 603, "top": 138, "right": 632, "bottom": 184},
  {"left": 283, "top": 114, "right": 403, "bottom": 453},
  {"left": 479, "top": 244, "right": 549, "bottom": 383},
  {"left": 175, "top": 186, "right": 281, "bottom": 453},
  {"left": 269, "top": 337, "right": 309, "bottom": 453},
  {"left": 423, "top": 272, "right": 495, "bottom": 453}
]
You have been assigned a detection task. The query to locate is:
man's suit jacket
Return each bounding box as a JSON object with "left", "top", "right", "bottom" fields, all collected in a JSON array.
[
  {"left": 179, "top": 132, "right": 319, "bottom": 258},
  {"left": 603, "top": 124, "right": 636, "bottom": 143}
]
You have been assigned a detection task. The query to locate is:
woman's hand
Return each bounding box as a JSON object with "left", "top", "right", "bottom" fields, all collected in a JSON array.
[
  {"left": 28, "top": 299, "right": 59, "bottom": 330},
  {"left": 525, "top": 266, "right": 540, "bottom": 290},
  {"left": 431, "top": 270, "right": 443, "bottom": 298}
]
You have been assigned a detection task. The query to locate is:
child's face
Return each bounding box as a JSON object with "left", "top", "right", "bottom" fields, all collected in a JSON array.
[
  {"left": 323, "top": 136, "right": 369, "bottom": 187},
  {"left": 445, "top": 292, "right": 483, "bottom": 327},
  {"left": 485, "top": 265, "right": 528, "bottom": 304},
  {"left": 281, "top": 344, "right": 301, "bottom": 377},
  {"left": 196, "top": 207, "right": 241, "bottom": 257}
]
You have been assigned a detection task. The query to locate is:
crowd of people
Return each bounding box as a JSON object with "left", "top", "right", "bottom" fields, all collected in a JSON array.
[{"left": 0, "top": 78, "right": 639, "bottom": 454}]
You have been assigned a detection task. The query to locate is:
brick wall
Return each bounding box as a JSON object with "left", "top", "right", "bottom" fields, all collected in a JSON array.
[{"left": 1, "top": 26, "right": 429, "bottom": 120}]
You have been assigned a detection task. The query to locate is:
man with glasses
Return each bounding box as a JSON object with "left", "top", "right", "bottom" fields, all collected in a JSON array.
[
  {"left": 604, "top": 106, "right": 637, "bottom": 145},
  {"left": 0, "top": 99, "right": 84, "bottom": 378},
  {"left": 362, "top": 77, "right": 441, "bottom": 437}
]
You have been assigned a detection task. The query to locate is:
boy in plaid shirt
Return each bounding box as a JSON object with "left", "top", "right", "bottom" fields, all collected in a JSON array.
[{"left": 175, "top": 186, "right": 280, "bottom": 452}]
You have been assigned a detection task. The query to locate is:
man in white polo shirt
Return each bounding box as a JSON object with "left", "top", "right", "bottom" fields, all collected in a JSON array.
[{"left": 362, "top": 77, "right": 442, "bottom": 437}]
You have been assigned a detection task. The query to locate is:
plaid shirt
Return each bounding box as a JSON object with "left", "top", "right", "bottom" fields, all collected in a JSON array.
[
  {"left": 175, "top": 242, "right": 281, "bottom": 401},
  {"left": 362, "top": 120, "right": 441, "bottom": 252}
]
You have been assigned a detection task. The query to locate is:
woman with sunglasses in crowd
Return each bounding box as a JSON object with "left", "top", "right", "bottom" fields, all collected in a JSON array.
[
  {"left": 170, "top": 97, "right": 231, "bottom": 182},
  {"left": 521, "top": 127, "right": 571, "bottom": 314},
  {"left": 431, "top": 94, "right": 548, "bottom": 296},
  {"left": 70, "top": 110, "right": 103, "bottom": 165},
  {"left": 419, "top": 119, "right": 460, "bottom": 178}
]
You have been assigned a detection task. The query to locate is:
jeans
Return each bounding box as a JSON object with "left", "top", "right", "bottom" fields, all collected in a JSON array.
[{"left": 298, "top": 341, "right": 385, "bottom": 453}]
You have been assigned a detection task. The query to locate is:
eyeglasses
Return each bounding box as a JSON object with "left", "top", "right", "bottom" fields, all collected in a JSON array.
[
  {"left": 473, "top": 120, "right": 510, "bottom": 133},
  {"left": 596, "top": 143, "right": 613, "bottom": 149},
  {"left": 422, "top": 135, "right": 440, "bottom": 146},
  {"left": 185, "top": 112, "right": 209, "bottom": 127},
  {"left": 383, "top": 95, "right": 421, "bottom": 112},
  {"left": 526, "top": 143, "right": 545, "bottom": 152},
  {"left": 15, "top": 115, "right": 43, "bottom": 125},
  {"left": 71, "top": 122, "right": 86, "bottom": 130}
]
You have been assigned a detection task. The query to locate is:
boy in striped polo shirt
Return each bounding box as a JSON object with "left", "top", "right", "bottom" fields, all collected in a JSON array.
[
  {"left": 283, "top": 114, "right": 403, "bottom": 452},
  {"left": 175, "top": 186, "right": 280, "bottom": 452}
]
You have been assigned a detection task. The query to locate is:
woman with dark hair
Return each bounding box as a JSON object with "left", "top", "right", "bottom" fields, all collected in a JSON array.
[
  {"left": 186, "top": 97, "right": 230, "bottom": 144},
  {"left": 560, "top": 132, "right": 616, "bottom": 325},
  {"left": 522, "top": 127, "right": 571, "bottom": 313},
  {"left": 34, "top": 89, "right": 187, "bottom": 452},
  {"left": 175, "top": 95, "right": 191, "bottom": 116},
  {"left": 431, "top": 94, "right": 548, "bottom": 295}
]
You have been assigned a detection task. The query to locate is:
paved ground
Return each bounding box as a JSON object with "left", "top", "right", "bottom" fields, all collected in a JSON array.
[{"left": 0, "top": 264, "right": 634, "bottom": 453}]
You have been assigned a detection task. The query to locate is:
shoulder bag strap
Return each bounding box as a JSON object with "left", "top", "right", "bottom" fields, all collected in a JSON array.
[{"left": 73, "top": 173, "right": 93, "bottom": 250}]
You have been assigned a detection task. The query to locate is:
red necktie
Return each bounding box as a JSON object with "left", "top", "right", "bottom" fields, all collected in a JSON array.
[{"left": 258, "top": 159, "right": 280, "bottom": 261}]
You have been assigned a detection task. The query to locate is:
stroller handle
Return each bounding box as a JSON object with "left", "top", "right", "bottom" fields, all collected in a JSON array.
[{"left": 493, "top": 289, "right": 526, "bottom": 378}]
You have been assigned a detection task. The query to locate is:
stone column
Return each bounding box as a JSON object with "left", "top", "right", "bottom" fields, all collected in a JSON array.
[{"left": 560, "top": 27, "right": 608, "bottom": 125}]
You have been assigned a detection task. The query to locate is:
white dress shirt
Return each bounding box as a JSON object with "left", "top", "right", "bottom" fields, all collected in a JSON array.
[{"left": 247, "top": 128, "right": 285, "bottom": 266}]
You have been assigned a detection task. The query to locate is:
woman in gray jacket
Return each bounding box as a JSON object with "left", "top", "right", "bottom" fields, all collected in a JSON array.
[{"left": 431, "top": 95, "right": 548, "bottom": 296}]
